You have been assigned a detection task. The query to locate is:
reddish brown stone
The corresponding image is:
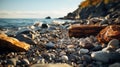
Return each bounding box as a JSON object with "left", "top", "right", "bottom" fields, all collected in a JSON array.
[
  {"left": 97, "top": 25, "right": 120, "bottom": 44},
  {"left": 68, "top": 24, "right": 106, "bottom": 37},
  {"left": 0, "top": 33, "right": 30, "bottom": 52}
]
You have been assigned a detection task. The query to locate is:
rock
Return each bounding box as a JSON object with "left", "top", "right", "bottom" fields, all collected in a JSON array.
[
  {"left": 68, "top": 24, "right": 106, "bottom": 37},
  {"left": 79, "top": 39, "right": 94, "bottom": 49},
  {"left": 7, "top": 58, "right": 17, "bottom": 66},
  {"left": 41, "top": 24, "right": 49, "bottom": 28},
  {"left": 31, "top": 63, "right": 72, "bottom": 67},
  {"left": 61, "top": 55, "right": 69, "bottom": 61},
  {"left": 15, "top": 28, "right": 38, "bottom": 45},
  {"left": 81, "top": 55, "right": 91, "bottom": 63},
  {"left": 21, "top": 59, "right": 30, "bottom": 65},
  {"left": 64, "top": 0, "right": 120, "bottom": 20},
  {"left": 109, "top": 63, "right": 120, "bottom": 67},
  {"left": 67, "top": 48, "right": 75, "bottom": 53},
  {"left": 45, "top": 16, "right": 51, "bottom": 19},
  {"left": 116, "top": 48, "right": 120, "bottom": 53},
  {"left": 100, "top": 19, "right": 109, "bottom": 25},
  {"left": 37, "top": 58, "right": 45, "bottom": 64},
  {"left": 97, "top": 25, "right": 120, "bottom": 44},
  {"left": 46, "top": 42, "right": 56, "bottom": 49},
  {"left": 102, "top": 39, "right": 120, "bottom": 52},
  {"left": 67, "top": 45, "right": 75, "bottom": 48},
  {"left": 91, "top": 51, "right": 110, "bottom": 63},
  {"left": 78, "top": 48, "right": 89, "bottom": 54},
  {"left": 16, "top": 28, "right": 34, "bottom": 35},
  {"left": 15, "top": 34, "right": 36, "bottom": 45},
  {"left": 92, "top": 45, "right": 102, "bottom": 51},
  {"left": 0, "top": 33, "right": 30, "bottom": 52},
  {"left": 91, "top": 51, "right": 120, "bottom": 63},
  {"left": 107, "top": 39, "right": 119, "bottom": 49}
]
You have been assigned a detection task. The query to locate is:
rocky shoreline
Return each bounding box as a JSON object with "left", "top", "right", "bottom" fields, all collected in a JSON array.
[
  {"left": 0, "top": 0, "right": 120, "bottom": 67},
  {"left": 0, "top": 17, "right": 120, "bottom": 67}
]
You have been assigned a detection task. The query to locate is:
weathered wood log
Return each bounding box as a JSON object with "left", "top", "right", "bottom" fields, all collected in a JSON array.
[
  {"left": 68, "top": 24, "right": 106, "bottom": 37},
  {"left": 0, "top": 33, "right": 30, "bottom": 52},
  {"left": 97, "top": 25, "right": 120, "bottom": 44}
]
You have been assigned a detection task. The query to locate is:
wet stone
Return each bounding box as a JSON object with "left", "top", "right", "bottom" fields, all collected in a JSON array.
[
  {"left": 78, "top": 48, "right": 89, "bottom": 54},
  {"left": 109, "top": 63, "right": 120, "bottom": 67},
  {"left": 107, "top": 39, "right": 119, "bottom": 49},
  {"left": 91, "top": 51, "right": 110, "bottom": 63},
  {"left": 45, "top": 42, "right": 56, "bottom": 49},
  {"left": 61, "top": 55, "right": 69, "bottom": 61},
  {"left": 81, "top": 55, "right": 92, "bottom": 63},
  {"left": 102, "top": 39, "right": 120, "bottom": 52},
  {"left": 7, "top": 58, "right": 17, "bottom": 66},
  {"left": 21, "top": 59, "right": 30, "bottom": 65}
]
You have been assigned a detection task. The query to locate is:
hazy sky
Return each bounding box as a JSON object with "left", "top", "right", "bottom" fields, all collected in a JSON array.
[{"left": 0, "top": 0, "right": 83, "bottom": 18}]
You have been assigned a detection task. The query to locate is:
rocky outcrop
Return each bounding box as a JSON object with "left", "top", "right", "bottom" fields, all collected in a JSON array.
[
  {"left": 68, "top": 24, "right": 106, "bottom": 37},
  {"left": 97, "top": 25, "right": 120, "bottom": 44},
  {"left": 63, "top": 0, "right": 120, "bottom": 20},
  {"left": 0, "top": 33, "right": 30, "bottom": 52},
  {"left": 45, "top": 16, "right": 51, "bottom": 19}
]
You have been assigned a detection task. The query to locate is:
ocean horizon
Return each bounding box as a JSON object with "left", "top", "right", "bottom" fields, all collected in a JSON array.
[{"left": 0, "top": 18, "right": 73, "bottom": 29}]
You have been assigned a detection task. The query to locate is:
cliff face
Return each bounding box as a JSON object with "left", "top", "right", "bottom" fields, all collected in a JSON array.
[{"left": 64, "top": 0, "right": 120, "bottom": 20}]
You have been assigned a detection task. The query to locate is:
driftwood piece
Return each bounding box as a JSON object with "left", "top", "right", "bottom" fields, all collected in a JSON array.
[
  {"left": 97, "top": 25, "right": 120, "bottom": 44},
  {"left": 0, "top": 33, "right": 30, "bottom": 52},
  {"left": 68, "top": 24, "right": 106, "bottom": 37}
]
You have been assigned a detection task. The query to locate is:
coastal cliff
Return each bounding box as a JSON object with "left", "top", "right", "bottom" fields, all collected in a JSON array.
[{"left": 63, "top": 0, "right": 120, "bottom": 20}]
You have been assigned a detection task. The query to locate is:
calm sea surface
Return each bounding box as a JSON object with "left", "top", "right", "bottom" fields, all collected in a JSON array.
[{"left": 0, "top": 18, "right": 72, "bottom": 29}]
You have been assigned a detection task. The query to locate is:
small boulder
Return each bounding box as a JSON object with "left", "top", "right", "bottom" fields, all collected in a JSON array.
[
  {"left": 91, "top": 51, "right": 120, "bottom": 63},
  {"left": 15, "top": 34, "right": 36, "bottom": 45},
  {"left": 45, "top": 16, "right": 51, "bottom": 19},
  {"left": 91, "top": 51, "right": 110, "bottom": 63},
  {"left": 41, "top": 24, "right": 49, "bottom": 28}
]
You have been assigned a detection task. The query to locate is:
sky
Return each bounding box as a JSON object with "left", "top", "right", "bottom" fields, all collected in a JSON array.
[{"left": 0, "top": 0, "right": 83, "bottom": 18}]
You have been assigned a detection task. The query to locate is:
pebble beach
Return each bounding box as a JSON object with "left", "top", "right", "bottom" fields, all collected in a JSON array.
[
  {"left": 0, "top": 17, "right": 120, "bottom": 67},
  {"left": 0, "top": 0, "right": 120, "bottom": 67}
]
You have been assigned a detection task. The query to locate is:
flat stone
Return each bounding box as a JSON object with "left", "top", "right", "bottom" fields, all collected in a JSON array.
[
  {"left": 78, "top": 48, "right": 89, "bottom": 54},
  {"left": 31, "top": 63, "right": 72, "bottom": 67},
  {"left": 0, "top": 33, "right": 30, "bottom": 52}
]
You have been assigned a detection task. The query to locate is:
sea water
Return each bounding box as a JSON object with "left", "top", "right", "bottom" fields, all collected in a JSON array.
[{"left": 0, "top": 18, "right": 73, "bottom": 29}]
